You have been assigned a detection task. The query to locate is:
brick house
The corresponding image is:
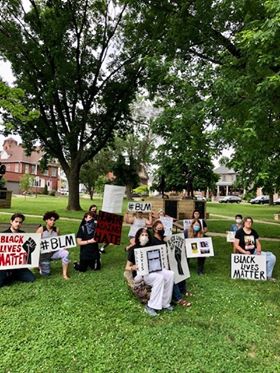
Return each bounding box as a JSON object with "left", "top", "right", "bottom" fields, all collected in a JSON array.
[{"left": 0, "top": 138, "right": 59, "bottom": 194}]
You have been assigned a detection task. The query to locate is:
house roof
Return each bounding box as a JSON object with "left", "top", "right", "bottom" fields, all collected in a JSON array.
[
  {"left": 0, "top": 137, "right": 57, "bottom": 166},
  {"left": 214, "top": 165, "right": 236, "bottom": 175}
]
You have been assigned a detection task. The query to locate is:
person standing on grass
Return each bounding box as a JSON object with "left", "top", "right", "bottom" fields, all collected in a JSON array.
[
  {"left": 188, "top": 213, "right": 207, "bottom": 275},
  {"left": 125, "top": 227, "right": 175, "bottom": 317},
  {"left": 0, "top": 213, "right": 35, "bottom": 287},
  {"left": 234, "top": 216, "right": 276, "bottom": 281},
  {"left": 74, "top": 211, "right": 101, "bottom": 272},
  {"left": 36, "top": 211, "right": 70, "bottom": 280}
]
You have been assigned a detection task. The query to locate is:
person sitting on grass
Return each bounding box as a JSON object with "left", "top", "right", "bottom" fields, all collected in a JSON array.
[
  {"left": 36, "top": 211, "right": 70, "bottom": 280},
  {"left": 74, "top": 211, "right": 101, "bottom": 272},
  {"left": 152, "top": 220, "right": 192, "bottom": 308},
  {"left": 0, "top": 213, "right": 35, "bottom": 288},
  {"left": 229, "top": 214, "right": 243, "bottom": 253},
  {"left": 125, "top": 227, "right": 175, "bottom": 317},
  {"left": 234, "top": 216, "right": 276, "bottom": 281}
]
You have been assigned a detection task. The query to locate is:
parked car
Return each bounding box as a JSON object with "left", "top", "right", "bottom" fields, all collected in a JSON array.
[
  {"left": 274, "top": 198, "right": 280, "bottom": 205},
  {"left": 219, "top": 195, "right": 242, "bottom": 203},
  {"left": 250, "top": 195, "right": 269, "bottom": 204}
]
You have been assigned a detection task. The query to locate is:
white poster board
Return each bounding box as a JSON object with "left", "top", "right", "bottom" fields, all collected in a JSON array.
[
  {"left": 40, "top": 234, "right": 76, "bottom": 254},
  {"left": 127, "top": 202, "right": 152, "bottom": 212},
  {"left": 185, "top": 237, "right": 214, "bottom": 258},
  {"left": 0, "top": 233, "right": 41, "bottom": 270},
  {"left": 183, "top": 219, "right": 192, "bottom": 231},
  {"left": 231, "top": 254, "right": 266, "bottom": 281},
  {"left": 167, "top": 233, "right": 190, "bottom": 284},
  {"left": 134, "top": 244, "right": 169, "bottom": 276},
  {"left": 102, "top": 185, "right": 126, "bottom": 214},
  {"left": 226, "top": 231, "right": 236, "bottom": 243},
  {"left": 160, "top": 216, "right": 173, "bottom": 237}
]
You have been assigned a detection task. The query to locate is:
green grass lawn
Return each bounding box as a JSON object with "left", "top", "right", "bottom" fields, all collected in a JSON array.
[
  {"left": 208, "top": 201, "right": 280, "bottom": 223},
  {"left": 0, "top": 198, "right": 280, "bottom": 372}
]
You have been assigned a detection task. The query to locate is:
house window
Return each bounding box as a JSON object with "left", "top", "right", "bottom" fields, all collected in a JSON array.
[
  {"left": 5, "top": 164, "right": 10, "bottom": 171},
  {"left": 25, "top": 164, "right": 29, "bottom": 174},
  {"left": 31, "top": 165, "right": 36, "bottom": 174},
  {"left": 15, "top": 164, "right": 19, "bottom": 173},
  {"left": 44, "top": 169, "right": 48, "bottom": 176},
  {"left": 51, "top": 167, "right": 57, "bottom": 177}
]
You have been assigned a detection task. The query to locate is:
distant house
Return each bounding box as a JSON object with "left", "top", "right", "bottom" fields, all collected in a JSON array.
[
  {"left": 214, "top": 166, "right": 240, "bottom": 197},
  {"left": 0, "top": 138, "right": 59, "bottom": 194}
]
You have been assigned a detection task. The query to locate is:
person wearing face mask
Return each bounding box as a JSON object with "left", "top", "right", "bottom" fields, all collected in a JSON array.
[
  {"left": 125, "top": 227, "right": 175, "bottom": 317},
  {"left": 192, "top": 209, "right": 208, "bottom": 234},
  {"left": 229, "top": 215, "right": 243, "bottom": 253},
  {"left": 74, "top": 211, "right": 100, "bottom": 272},
  {"left": 152, "top": 221, "right": 192, "bottom": 307},
  {"left": 188, "top": 218, "right": 206, "bottom": 275}
]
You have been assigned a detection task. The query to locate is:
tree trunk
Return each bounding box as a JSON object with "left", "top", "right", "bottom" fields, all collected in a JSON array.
[
  {"left": 66, "top": 165, "right": 82, "bottom": 210},
  {"left": 269, "top": 193, "right": 274, "bottom": 205},
  {"left": 126, "top": 185, "right": 132, "bottom": 200}
]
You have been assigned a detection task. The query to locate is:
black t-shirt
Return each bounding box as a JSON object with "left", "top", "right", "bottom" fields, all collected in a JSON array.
[
  {"left": 76, "top": 224, "right": 99, "bottom": 260},
  {"left": 235, "top": 228, "right": 259, "bottom": 254}
]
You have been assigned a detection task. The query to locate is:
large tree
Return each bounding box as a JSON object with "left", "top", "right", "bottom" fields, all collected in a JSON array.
[
  {"left": 0, "top": 0, "right": 147, "bottom": 209},
  {"left": 126, "top": 1, "right": 280, "bottom": 200}
]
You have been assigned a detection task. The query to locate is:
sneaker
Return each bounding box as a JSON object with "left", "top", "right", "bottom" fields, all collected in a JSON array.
[
  {"left": 268, "top": 277, "right": 276, "bottom": 282},
  {"left": 99, "top": 247, "right": 106, "bottom": 254},
  {"left": 144, "top": 305, "right": 158, "bottom": 317},
  {"left": 163, "top": 305, "right": 174, "bottom": 312}
]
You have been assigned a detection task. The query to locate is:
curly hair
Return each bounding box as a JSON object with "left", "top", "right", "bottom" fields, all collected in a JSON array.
[{"left": 43, "top": 211, "right": 60, "bottom": 221}]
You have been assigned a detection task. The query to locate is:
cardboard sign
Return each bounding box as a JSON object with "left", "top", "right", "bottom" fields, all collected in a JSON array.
[
  {"left": 134, "top": 244, "right": 169, "bottom": 276},
  {"left": 102, "top": 185, "right": 125, "bottom": 214},
  {"left": 40, "top": 234, "right": 76, "bottom": 254},
  {"left": 127, "top": 202, "right": 152, "bottom": 212},
  {"left": 183, "top": 219, "right": 204, "bottom": 232},
  {"left": 231, "top": 254, "right": 266, "bottom": 281},
  {"left": 94, "top": 211, "right": 123, "bottom": 245},
  {"left": 0, "top": 233, "right": 41, "bottom": 270},
  {"left": 185, "top": 237, "right": 214, "bottom": 258},
  {"left": 167, "top": 234, "right": 190, "bottom": 284},
  {"left": 160, "top": 216, "right": 173, "bottom": 237},
  {"left": 226, "top": 231, "right": 236, "bottom": 243}
]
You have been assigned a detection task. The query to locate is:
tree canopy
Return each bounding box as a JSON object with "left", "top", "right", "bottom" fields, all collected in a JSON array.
[{"left": 0, "top": 0, "right": 148, "bottom": 209}]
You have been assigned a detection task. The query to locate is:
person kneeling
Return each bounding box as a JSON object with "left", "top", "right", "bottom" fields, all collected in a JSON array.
[{"left": 125, "top": 228, "right": 174, "bottom": 317}]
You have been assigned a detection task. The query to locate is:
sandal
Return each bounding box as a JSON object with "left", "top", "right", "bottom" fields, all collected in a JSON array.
[
  {"left": 185, "top": 291, "right": 193, "bottom": 297},
  {"left": 177, "top": 299, "right": 192, "bottom": 307}
]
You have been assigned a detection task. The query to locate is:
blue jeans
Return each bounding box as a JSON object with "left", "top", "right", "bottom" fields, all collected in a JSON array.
[
  {"left": 173, "top": 280, "right": 187, "bottom": 302},
  {"left": 0, "top": 269, "right": 35, "bottom": 287},
  {"left": 253, "top": 250, "right": 276, "bottom": 278}
]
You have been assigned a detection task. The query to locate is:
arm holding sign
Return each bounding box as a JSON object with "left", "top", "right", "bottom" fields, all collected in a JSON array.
[{"left": 77, "top": 237, "right": 97, "bottom": 246}]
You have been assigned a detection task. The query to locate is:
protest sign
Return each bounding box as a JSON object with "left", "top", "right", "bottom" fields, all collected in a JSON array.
[
  {"left": 167, "top": 233, "right": 190, "bottom": 284},
  {"left": 40, "top": 234, "right": 76, "bottom": 254},
  {"left": 127, "top": 202, "right": 152, "bottom": 213},
  {"left": 160, "top": 216, "right": 173, "bottom": 237},
  {"left": 185, "top": 237, "right": 214, "bottom": 258},
  {"left": 94, "top": 211, "right": 123, "bottom": 245},
  {"left": 226, "top": 231, "right": 236, "bottom": 243},
  {"left": 231, "top": 254, "right": 266, "bottom": 281},
  {"left": 0, "top": 233, "right": 41, "bottom": 270},
  {"left": 102, "top": 184, "right": 125, "bottom": 214},
  {"left": 134, "top": 244, "right": 169, "bottom": 276},
  {"left": 183, "top": 219, "right": 204, "bottom": 234}
]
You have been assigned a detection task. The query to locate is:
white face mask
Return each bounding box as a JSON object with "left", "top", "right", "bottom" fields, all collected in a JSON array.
[
  {"left": 236, "top": 218, "right": 242, "bottom": 224},
  {"left": 139, "top": 235, "right": 149, "bottom": 246}
]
